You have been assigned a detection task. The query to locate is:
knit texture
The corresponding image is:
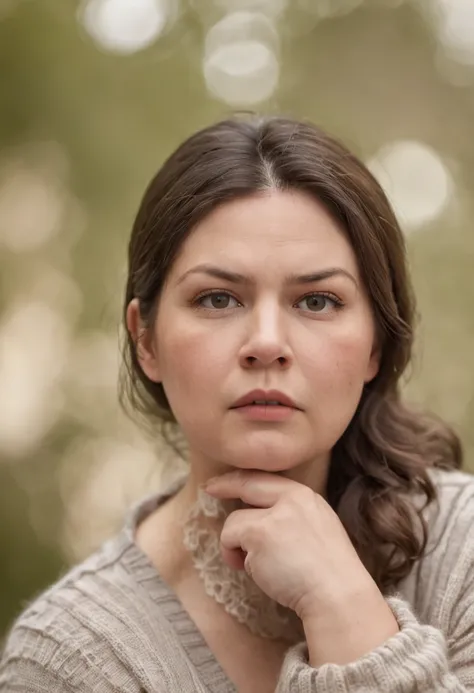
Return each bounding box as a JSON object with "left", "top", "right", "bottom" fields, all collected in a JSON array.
[{"left": 1, "top": 468, "right": 474, "bottom": 692}]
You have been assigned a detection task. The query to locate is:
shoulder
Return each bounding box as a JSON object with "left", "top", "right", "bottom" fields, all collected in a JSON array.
[
  {"left": 0, "top": 527, "right": 170, "bottom": 692},
  {"left": 426, "top": 467, "right": 474, "bottom": 547},
  {"left": 429, "top": 466, "right": 474, "bottom": 498},
  {"left": 402, "top": 468, "right": 474, "bottom": 626}
]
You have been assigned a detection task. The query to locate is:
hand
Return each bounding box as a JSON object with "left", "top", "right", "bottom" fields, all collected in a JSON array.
[
  {"left": 205, "top": 470, "right": 399, "bottom": 664},
  {"left": 204, "top": 470, "right": 373, "bottom": 621}
]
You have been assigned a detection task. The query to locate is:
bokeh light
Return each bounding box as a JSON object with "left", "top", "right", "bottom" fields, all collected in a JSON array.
[
  {"left": 431, "top": 0, "right": 474, "bottom": 66},
  {"left": 59, "top": 435, "right": 168, "bottom": 560},
  {"left": 79, "top": 0, "right": 175, "bottom": 54},
  {"left": 368, "top": 140, "right": 453, "bottom": 232},
  {"left": 64, "top": 330, "right": 121, "bottom": 430},
  {"left": 0, "top": 262, "right": 82, "bottom": 458},
  {"left": 0, "top": 298, "right": 73, "bottom": 457},
  {"left": 0, "top": 157, "right": 68, "bottom": 253},
  {"left": 203, "top": 11, "right": 279, "bottom": 105}
]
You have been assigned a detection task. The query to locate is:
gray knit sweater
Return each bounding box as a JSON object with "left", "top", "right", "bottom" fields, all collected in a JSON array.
[{"left": 1, "top": 468, "right": 474, "bottom": 692}]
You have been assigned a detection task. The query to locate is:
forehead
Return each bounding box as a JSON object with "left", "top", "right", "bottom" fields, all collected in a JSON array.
[{"left": 170, "top": 190, "right": 359, "bottom": 278}]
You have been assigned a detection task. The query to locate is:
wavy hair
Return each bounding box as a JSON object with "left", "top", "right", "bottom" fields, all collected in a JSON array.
[{"left": 119, "top": 116, "right": 462, "bottom": 593}]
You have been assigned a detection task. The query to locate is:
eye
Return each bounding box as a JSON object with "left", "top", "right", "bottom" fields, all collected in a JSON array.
[
  {"left": 195, "top": 291, "right": 241, "bottom": 310},
  {"left": 296, "top": 292, "right": 343, "bottom": 313}
]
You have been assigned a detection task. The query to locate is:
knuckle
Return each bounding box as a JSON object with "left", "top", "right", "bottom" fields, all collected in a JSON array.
[
  {"left": 220, "top": 523, "right": 231, "bottom": 546},
  {"left": 221, "top": 511, "right": 239, "bottom": 541},
  {"left": 289, "top": 484, "right": 315, "bottom": 506},
  {"left": 272, "top": 504, "right": 292, "bottom": 528},
  {"left": 233, "top": 469, "right": 251, "bottom": 488},
  {"left": 244, "top": 521, "right": 262, "bottom": 545}
]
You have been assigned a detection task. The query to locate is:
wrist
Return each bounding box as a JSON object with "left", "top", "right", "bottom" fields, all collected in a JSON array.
[{"left": 301, "top": 583, "right": 400, "bottom": 667}]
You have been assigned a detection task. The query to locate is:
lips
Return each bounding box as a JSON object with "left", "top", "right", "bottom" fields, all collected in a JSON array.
[{"left": 231, "top": 389, "right": 301, "bottom": 410}]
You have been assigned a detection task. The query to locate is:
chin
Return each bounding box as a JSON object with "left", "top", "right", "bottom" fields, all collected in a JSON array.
[{"left": 225, "top": 447, "right": 310, "bottom": 473}]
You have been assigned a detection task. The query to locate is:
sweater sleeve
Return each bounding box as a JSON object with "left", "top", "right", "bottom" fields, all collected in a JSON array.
[
  {"left": 276, "top": 595, "right": 472, "bottom": 692},
  {"left": 0, "top": 658, "right": 78, "bottom": 693},
  {"left": 0, "top": 621, "right": 139, "bottom": 693},
  {"left": 276, "top": 475, "right": 474, "bottom": 692}
]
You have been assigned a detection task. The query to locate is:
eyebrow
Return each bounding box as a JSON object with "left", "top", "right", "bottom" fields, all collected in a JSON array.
[{"left": 175, "top": 263, "right": 358, "bottom": 288}]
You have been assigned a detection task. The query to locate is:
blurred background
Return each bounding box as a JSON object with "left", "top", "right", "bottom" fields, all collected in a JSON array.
[{"left": 1, "top": 0, "right": 473, "bottom": 639}]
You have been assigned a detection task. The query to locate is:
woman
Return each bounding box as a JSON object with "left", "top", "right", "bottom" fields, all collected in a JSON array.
[{"left": 1, "top": 115, "right": 472, "bottom": 692}]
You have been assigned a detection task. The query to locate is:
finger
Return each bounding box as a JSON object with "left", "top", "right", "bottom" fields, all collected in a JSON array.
[
  {"left": 219, "top": 508, "right": 262, "bottom": 570},
  {"left": 205, "top": 470, "right": 301, "bottom": 508},
  {"left": 221, "top": 546, "right": 247, "bottom": 571},
  {"left": 220, "top": 508, "right": 262, "bottom": 550}
]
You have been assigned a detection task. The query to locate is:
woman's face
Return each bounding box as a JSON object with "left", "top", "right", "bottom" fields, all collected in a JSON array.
[{"left": 131, "top": 190, "right": 379, "bottom": 481}]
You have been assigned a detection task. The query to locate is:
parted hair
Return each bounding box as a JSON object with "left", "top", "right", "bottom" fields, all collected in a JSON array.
[{"left": 119, "top": 116, "right": 462, "bottom": 593}]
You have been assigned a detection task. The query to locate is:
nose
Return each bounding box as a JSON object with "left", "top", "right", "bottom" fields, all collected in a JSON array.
[{"left": 238, "top": 301, "right": 292, "bottom": 370}]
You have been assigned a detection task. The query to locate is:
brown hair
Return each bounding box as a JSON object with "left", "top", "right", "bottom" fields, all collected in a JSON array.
[{"left": 119, "top": 116, "right": 462, "bottom": 593}]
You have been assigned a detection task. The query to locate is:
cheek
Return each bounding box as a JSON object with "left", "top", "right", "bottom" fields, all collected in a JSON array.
[
  {"left": 300, "top": 322, "right": 375, "bottom": 393},
  {"left": 337, "top": 331, "right": 374, "bottom": 374},
  {"left": 157, "top": 321, "right": 230, "bottom": 400}
]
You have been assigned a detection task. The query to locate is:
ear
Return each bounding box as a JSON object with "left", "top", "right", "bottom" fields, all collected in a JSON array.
[
  {"left": 364, "top": 342, "right": 381, "bottom": 384},
  {"left": 126, "top": 298, "right": 162, "bottom": 383}
]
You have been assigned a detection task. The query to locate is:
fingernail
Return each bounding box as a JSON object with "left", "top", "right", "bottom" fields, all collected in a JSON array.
[{"left": 204, "top": 476, "right": 219, "bottom": 487}]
